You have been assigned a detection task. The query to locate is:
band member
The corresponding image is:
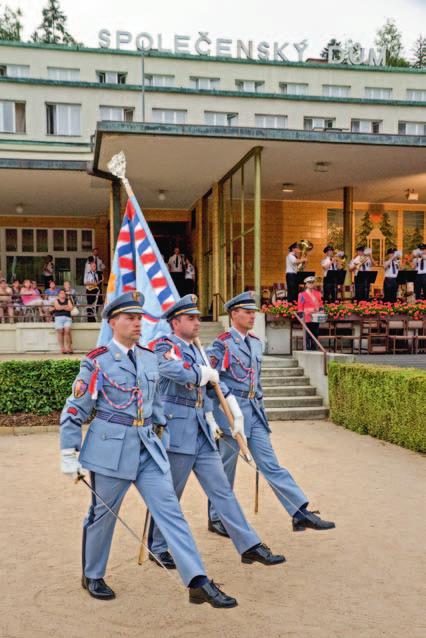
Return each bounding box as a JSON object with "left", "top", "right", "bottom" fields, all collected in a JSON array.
[
  {"left": 207, "top": 291, "right": 335, "bottom": 533},
  {"left": 383, "top": 248, "right": 400, "bottom": 303},
  {"left": 149, "top": 295, "right": 285, "bottom": 569},
  {"left": 349, "top": 246, "right": 376, "bottom": 302},
  {"left": 412, "top": 243, "right": 426, "bottom": 300},
  {"left": 285, "top": 243, "right": 305, "bottom": 303},
  {"left": 297, "top": 276, "right": 323, "bottom": 351},
  {"left": 60, "top": 291, "right": 237, "bottom": 608},
  {"left": 83, "top": 261, "right": 101, "bottom": 322},
  {"left": 321, "top": 245, "right": 338, "bottom": 303}
]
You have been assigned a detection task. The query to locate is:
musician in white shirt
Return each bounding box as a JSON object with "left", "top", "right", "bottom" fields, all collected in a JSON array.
[
  {"left": 285, "top": 243, "right": 306, "bottom": 303},
  {"left": 383, "top": 248, "right": 400, "bottom": 303},
  {"left": 321, "top": 245, "right": 338, "bottom": 303},
  {"left": 412, "top": 243, "right": 426, "bottom": 300},
  {"left": 167, "top": 247, "right": 185, "bottom": 295},
  {"left": 349, "top": 246, "right": 376, "bottom": 302}
]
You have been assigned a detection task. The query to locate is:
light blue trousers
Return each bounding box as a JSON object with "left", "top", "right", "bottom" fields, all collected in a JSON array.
[
  {"left": 209, "top": 416, "right": 308, "bottom": 521},
  {"left": 150, "top": 431, "right": 260, "bottom": 555},
  {"left": 82, "top": 448, "right": 205, "bottom": 586}
]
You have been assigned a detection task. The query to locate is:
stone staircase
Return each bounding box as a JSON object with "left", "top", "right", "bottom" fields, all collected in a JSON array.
[
  {"left": 199, "top": 323, "right": 328, "bottom": 421},
  {"left": 262, "top": 356, "right": 328, "bottom": 420}
]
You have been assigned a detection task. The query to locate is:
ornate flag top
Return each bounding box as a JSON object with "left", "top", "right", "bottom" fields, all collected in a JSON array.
[{"left": 97, "top": 194, "right": 180, "bottom": 347}]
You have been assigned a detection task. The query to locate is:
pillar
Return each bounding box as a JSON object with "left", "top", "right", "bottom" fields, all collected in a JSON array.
[
  {"left": 343, "top": 186, "right": 353, "bottom": 284},
  {"left": 212, "top": 182, "right": 220, "bottom": 320},
  {"left": 254, "top": 149, "right": 262, "bottom": 301},
  {"left": 195, "top": 199, "right": 205, "bottom": 312},
  {"left": 109, "top": 179, "right": 122, "bottom": 263}
]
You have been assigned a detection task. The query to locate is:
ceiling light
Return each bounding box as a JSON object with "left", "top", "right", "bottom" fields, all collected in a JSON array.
[
  {"left": 281, "top": 183, "right": 295, "bottom": 193},
  {"left": 405, "top": 189, "right": 418, "bottom": 201},
  {"left": 15, "top": 203, "right": 24, "bottom": 214},
  {"left": 314, "top": 161, "right": 330, "bottom": 173},
  {"left": 158, "top": 190, "right": 166, "bottom": 202}
]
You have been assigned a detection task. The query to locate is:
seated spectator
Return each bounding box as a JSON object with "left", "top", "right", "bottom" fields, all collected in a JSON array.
[
  {"left": 0, "top": 278, "right": 13, "bottom": 323},
  {"left": 44, "top": 280, "right": 60, "bottom": 299},
  {"left": 31, "top": 280, "right": 42, "bottom": 295},
  {"left": 53, "top": 289, "right": 74, "bottom": 354},
  {"left": 20, "top": 279, "right": 45, "bottom": 318},
  {"left": 11, "top": 280, "right": 22, "bottom": 315},
  {"left": 63, "top": 280, "right": 77, "bottom": 305}
]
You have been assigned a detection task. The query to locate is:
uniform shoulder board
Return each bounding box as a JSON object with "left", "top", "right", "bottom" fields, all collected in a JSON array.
[
  {"left": 248, "top": 333, "right": 260, "bottom": 341},
  {"left": 151, "top": 337, "right": 173, "bottom": 349},
  {"left": 217, "top": 332, "right": 232, "bottom": 341},
  {"left": 86, "top": 345, "right": 109, "bottom": 360},
  {"left": 136, "top": 343, "right": 155, "bottom": 353}
]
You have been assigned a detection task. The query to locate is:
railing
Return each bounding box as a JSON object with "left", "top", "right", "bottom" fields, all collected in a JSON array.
[{"left": 294, "top": 313, "right": 329, "bottom": 376}]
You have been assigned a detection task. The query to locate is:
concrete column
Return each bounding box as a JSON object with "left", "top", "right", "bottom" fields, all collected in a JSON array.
[
  {"left": 212, "top": 183, "right": 220, "bottom": 319},
  {"left": 343, "top": 186, "right": 353, "bottom": 284},
  {"left": 254, "top": 149, "right": 262, "bottom": 301},
  {"left": 109, "top": 180, "right": 122, "bottom": 263},
  {"left": 195, "top": 199, "right": 205, "bottom": 312}
]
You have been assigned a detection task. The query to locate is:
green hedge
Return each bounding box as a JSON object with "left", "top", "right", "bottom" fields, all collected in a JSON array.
[
  {"left": 329, "top": 362, "right": 426, "bottom": 453},
  {"left": 0, "top": 360, "right": 80, "bottom": 415}
]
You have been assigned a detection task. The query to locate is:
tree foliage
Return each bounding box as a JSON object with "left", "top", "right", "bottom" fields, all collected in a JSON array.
[
  {"left": 0, "top": 3, "right": 23, "bottom": 41},
  {"left": 31, "top": 0, "right": 78, "bottom": 45}
]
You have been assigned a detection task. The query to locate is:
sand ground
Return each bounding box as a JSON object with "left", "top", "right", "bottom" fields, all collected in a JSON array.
[{"left": 1, "top": 420, "right": 425, "bottom": 638}]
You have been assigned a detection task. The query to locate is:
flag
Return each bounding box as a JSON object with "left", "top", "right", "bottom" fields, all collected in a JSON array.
[{"left": 97, "top": 194, "right": 180, "bottom": 347}]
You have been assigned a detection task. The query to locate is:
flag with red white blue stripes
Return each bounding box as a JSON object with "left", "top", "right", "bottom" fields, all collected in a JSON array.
[{"left": 97, "top": 195, "right": 179, "bottom": 347}]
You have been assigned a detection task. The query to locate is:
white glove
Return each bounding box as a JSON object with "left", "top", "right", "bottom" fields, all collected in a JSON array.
[
  {"left": 205, "top": 411, "right": 222, "bottom": 440},
  {"left": 61, "top": 448, "right": 83, "bottom": 478},
  {"left": 226, "top": 394, "right": 246, "bottom": 442},
  {"left": 199, "top": 365, "right": 220, "bottom": 386}
]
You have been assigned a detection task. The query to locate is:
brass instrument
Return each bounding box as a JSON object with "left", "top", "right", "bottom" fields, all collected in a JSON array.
[
  {"left": 354, "top": 247, "right": 372, "bottom": 271},
  {"left": 297, "top": 239, "right": 313, "bottom": 271},
  {"left": 334, "top": 250, "right": 346, "bottom": 269}
]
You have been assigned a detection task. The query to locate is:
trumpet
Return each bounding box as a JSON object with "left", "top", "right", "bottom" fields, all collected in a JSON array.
[
  {"left": 333, "top": 250, "right": 346, "bottom": 269},
  {"left": 354, "top": 247, "right": 372, "bottom": 271},
  {"left": 412, "top": 248, "right": 422, "bottom": 258},
  {"left": 297, "top": 239, "right": 313, "bottom": 271}
]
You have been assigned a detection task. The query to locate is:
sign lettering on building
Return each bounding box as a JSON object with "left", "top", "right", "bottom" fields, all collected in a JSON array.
[{"left": 98, "top": 30, "right": 386, "bottom": 66}]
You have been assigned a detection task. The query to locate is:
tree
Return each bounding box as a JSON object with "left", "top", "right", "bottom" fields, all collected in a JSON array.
[
  {"left": 321, "top": 38, "right": 342, "bottom": 60},
  {"left": 0, "top": 4, "right": 23, "bottom": 41},
  {"left": 379, "top": 212, "right": 396, "bottom": 251},
  {"left": 327, "top": 223, "right": 344, "bottom": 251},
  {"left": 31, "top": 0, "right": 78, "bottom": 45},
  {"left": 356, "top": 211, "right": 373, "bottom": 247},
  {"left": 411, "top": 34, "right": 426, "bottom": 68},
  {"left": 375, "top": 18, "right": 410, "bottom": 67},
  {"left": 404, "top": 226, "right": 424, "bottom": 252}
]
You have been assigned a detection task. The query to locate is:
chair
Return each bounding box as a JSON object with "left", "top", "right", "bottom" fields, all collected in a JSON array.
[
  {"left": 335, "top": 320, "right": 361, "bottom": 353},
  {"left": 318, "top": 321, "right": 337, "bottom": 352},
  {"left": 415, "top": 319, "right": 426, "bottom": 353},
  {"left": 359, "top": 318, "right": 387, "bottom": 354},
  {"left": 387, "top": 318, "right": 416, "bottom": 354}
]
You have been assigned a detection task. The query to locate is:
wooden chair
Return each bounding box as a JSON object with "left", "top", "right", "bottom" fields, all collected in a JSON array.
[
  {"left": 335, "top": 320, "right": 361, "bottom": 353},
  {"left": 387, "top": 318, "right": 416, "bottom": 354},
  {"left": 413, "top": 319, "right": 426, "bottom": 354},
  {"left": 359, "top": 318, "right": 388, "bottom": 354}
]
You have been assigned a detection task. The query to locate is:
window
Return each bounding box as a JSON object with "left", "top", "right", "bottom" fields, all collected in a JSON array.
[
  {"left": 152, "top": 108, "right": 187, "bottom": 124},
  {"left": 0, "top": 101, "right": 25, "bottom": 133},
  {"left": 365, "top": 87, "right": 392, "bottom": 99},
  {"left": 322, "top": 84, "right": 350, "bottom": 98},
  {"left": 0, "top": 64, "right": 29, "bottom": 78},
  {"left": 36, "top": 229, "right": 48, "bottom": 252},
  {"left": 398, "top": 121, "right": 426, "bottom": 135},
  {"left": 235, "top": 80, "right": 264, "bottom": 93},
  {"left": 255, "top": 114, "right": 287, "bottom": 129},
  {"left": 97, "top": 71, "right": 126, "bottom": 84},
  {"left": 351, "top": 119, "right": 382, "bottom": 134},
  {"left": 304, "top": 117, "right": 335, "bottom": 130},
  {"left": 99, "top": 106, "right": 134, "bottom": 122},
  {"left": 144, "top": 74, "right": 175, "bottom": 87},
  {"left": 46, "top": 103, "right": 81, "bottom": 136},
  {"left": 190, "top": 76, "right": 220, "bottom": 90},
  {"left": 407, "top": 89, "right": 426, "bottom": 102},
  {"left": 204, "top": 111, "right": 238, "bottom": 126},
  {"left": 280, "top": 82, "right": 308, "bottom": 96},
  {"left": 5, "top": 229, "right": 17, "bottom": 251},
  {"left": 47, "top": 67, "right": 80, "bottom": 81},
  {"left": 81, "top": 230, "right": 93, "bottom": 251}
]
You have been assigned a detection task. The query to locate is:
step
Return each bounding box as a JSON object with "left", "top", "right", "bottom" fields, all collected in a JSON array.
[
  {"left": 261, "top": 367, "right": 304, "bottom": 378},
  {"left": 265, "top": 406, "right": 329, "bottom": 420},
  {"left": 262, "top": 385, "right": 317, "bottom": 397},
  {"left": 261, "top": 376, "right": 310, "bottom": 386},
  {"left": 263, "top": 396, "right": 323, "bottom": 408},
  {"left": 262, "top": 357, "right": 297, "bottom": 368}
]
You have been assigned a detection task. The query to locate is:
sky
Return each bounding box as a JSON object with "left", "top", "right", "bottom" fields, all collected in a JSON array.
[{"left": 5, "top": 0, "right": 426, "bottom": 60}]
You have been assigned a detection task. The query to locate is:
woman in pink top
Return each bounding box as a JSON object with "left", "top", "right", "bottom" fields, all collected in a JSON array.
[
  {"left": 297, "top": 276, "right": 323, "bottom": 351},
  {"left": 20, "top": 279, "right": 45, "bottom": 319}
]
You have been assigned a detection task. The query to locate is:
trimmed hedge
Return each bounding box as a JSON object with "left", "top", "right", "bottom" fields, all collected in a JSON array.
[
  {"left": 329, "top": 362, "right": 426, "bottom": 453},
  {"left": 0, "top": 360, "right": 80, "bottom": 415}
]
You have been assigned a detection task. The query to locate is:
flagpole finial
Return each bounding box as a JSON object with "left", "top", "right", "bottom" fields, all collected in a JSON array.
[{"left": 107, "top": 151, "right": 127, "bottom": 180}]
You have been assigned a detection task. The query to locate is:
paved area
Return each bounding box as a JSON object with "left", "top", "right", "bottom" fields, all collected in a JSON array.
[
  {"left": 1, "top": 420, "right": 425, "bottom": 638},
  {"left": 355, "top": 354, "right": 426, "bottom": 370}
]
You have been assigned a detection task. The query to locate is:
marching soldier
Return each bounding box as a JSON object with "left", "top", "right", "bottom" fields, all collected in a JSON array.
[
  {"left": 207, "top": 291, "right": 335, "bottom": 533},
  {"left": 60, "top": 291, "right": 237, "bottom": 608},
  {"left": 149, "top": 295, "right": 285, "bottom": 569}
]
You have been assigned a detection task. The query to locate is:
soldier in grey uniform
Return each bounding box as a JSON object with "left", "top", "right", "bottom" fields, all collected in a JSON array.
[
  {"left": 60, "top": 291, "right": 237, "bottom": 608},
  {"left": 207, "top": 291, "right": 335, "bottom": 534},
  {"left": 149, "top": 294, "right": 285, "bottom": 569}
]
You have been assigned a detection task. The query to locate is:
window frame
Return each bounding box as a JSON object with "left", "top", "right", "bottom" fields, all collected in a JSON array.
[
  {"left": 254, "top": 113, "right": 288, "bottom": 129},
  {"left": 45, "top": 102, "right": 81, "bottom": 136},
  {"left": 0, "top": 100, "right": 26, "bottom": 134}
]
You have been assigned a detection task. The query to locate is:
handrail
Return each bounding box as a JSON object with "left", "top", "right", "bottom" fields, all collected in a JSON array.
[{"left": 294, "top": 313, "right": 328, "bottom": 376}]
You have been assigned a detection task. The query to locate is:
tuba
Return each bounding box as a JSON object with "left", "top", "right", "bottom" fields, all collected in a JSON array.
[
  {"left": 334, "top": 250, "right": 346, "bottom": 269},
  {"left": 297, "top": 239, "right": 313, "bottom": 271}
]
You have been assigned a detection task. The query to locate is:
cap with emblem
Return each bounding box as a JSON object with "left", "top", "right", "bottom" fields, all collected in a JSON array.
[
  {"left": 323, "top": 245, "right": 334, "bottom": 253},
  {"left": 418, "top": 243, "right": 426, "bottom": 249},
  {"left": 163, "top": 294, "right": 201, "bottom": 321},
  {"left": 288, "top": 242, "right": 298, "bottom": 251},
  {"left": 102, "top": 291, "right": 145, "bottom": 320},
  {"left": 386, "top": 248, "right": 396, "bottom": 255},
  {"left": 304, "top": 276, "right": 316, "bottom": 284},
  {"left": 224, "top": 291, "right": 259, "bottom": 312},
  {"left": 356, "top": 245, "right": 366, "bottom": 252}
]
